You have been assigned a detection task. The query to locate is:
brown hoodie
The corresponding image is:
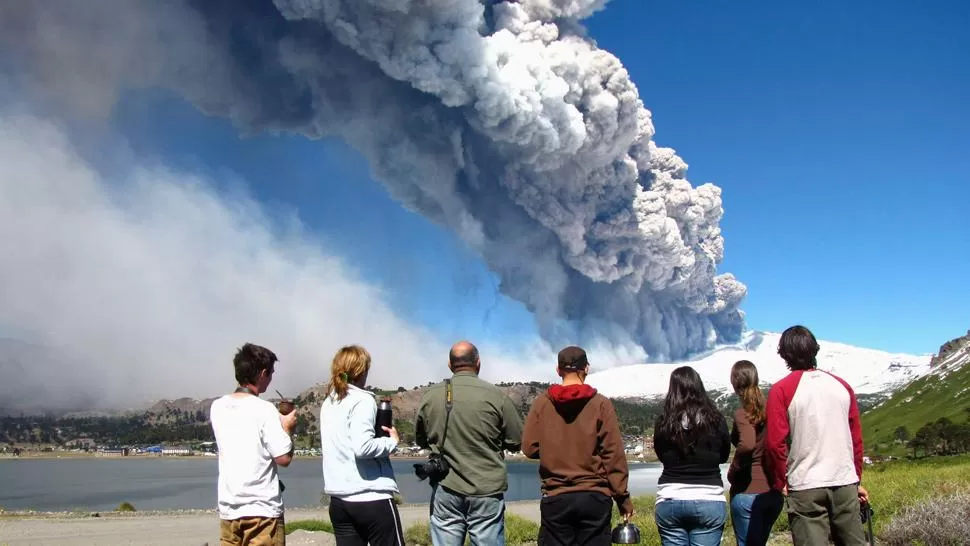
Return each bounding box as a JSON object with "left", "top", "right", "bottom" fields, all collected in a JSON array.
[{"left": 521, "top": 383, "right": 633, "bottom": 513}]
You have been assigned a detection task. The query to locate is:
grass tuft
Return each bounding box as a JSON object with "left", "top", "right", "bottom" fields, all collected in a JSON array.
[
  {"left": 285, "top": 519, "right": 334, "bottom": 535},
  {"left": 403, "top": 513, "right": 538, "bottom": 545},
  {"left": 403, "top": 521, "right": 433, "bottom": 545},
  {"left": 879, "top": 491, "right": 970, "bottom": 545},
  {"left": 505, "top": 513, "right": 541, "bottom": 544}
]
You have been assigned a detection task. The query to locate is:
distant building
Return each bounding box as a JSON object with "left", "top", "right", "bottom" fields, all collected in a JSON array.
[
  {"left": 99, "top": 447, "right": 130, "bottom": 456},
  {"left": 70, "top": 438, "right": 96, "bottom": 450},
  {"left": 161, "top": 446, "right": 192, "bottom": 456}
]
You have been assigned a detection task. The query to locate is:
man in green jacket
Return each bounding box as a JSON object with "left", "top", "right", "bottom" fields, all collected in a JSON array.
[{"left": 415, "top": 341, "right": 524, "bottom": 546}]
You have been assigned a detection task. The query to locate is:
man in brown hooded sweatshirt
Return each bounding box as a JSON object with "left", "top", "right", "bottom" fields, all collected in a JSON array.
[{"left": 522, "top": 346, "right": 635, "bottom": 546}]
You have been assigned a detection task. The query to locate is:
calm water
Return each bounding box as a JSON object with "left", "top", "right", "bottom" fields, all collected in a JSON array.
[{"left": 0, "top": 458, "right": 719, "bottom": 512}]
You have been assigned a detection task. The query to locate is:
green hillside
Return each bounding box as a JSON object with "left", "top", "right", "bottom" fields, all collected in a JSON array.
[{"left": 863, "top": 358, "right": 970, "bottom": 456}]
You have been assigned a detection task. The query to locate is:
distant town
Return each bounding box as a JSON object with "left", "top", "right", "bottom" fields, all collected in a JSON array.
[
  {"left": 0, "top": 431, "right": 656, "bottom": 461},
  {"left": 0, "top": 380, "right": 675, "bottom": 461},
  {"left": 0, "top": 407, "right": 656, "bottom": 461}
]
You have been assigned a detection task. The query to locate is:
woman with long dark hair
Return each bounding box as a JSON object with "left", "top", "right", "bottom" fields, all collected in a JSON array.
[
  {"left": 727, "top": 360, "right": 783, "bottom": 546},
  {"left": 653, "top": 366, "right": 731, "bottom": 546}
]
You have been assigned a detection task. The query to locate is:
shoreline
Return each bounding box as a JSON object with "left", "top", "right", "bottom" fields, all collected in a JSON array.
[
  {"left": 0, "top": 502, "right": 543, "bottom": 545},
  {"left": 0, "top": 453, "right": 657, "bottom": 463},
  {"left": 0, "top": 499, "right": 541, "bottom": 520}
]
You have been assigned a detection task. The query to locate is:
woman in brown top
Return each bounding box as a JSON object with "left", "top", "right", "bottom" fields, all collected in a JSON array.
[{"left": 727, "top": 360, "right": 784, "bottom": 546}]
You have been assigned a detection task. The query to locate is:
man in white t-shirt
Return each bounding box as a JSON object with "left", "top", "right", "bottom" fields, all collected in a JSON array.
[{"left": 210, "top": 343, "right": 297, "bottom": 545}]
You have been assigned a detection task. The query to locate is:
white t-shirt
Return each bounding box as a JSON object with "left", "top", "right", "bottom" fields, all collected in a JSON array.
[{"left": 210, "top": 394, "right": 293, "bottom": 520}]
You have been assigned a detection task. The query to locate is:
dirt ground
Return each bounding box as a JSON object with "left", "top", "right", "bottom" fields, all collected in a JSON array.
[{"left": 0, "top": 501, "right": 542, "bottom": 545}]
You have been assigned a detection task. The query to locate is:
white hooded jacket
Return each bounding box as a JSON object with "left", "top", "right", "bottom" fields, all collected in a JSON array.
[{"left": 320, "top": 384, "right": 399, "bottom": 497}]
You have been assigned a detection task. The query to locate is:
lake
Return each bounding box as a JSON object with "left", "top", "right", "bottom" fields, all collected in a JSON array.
[{"left": 0, "top": 457, "right": 729, "bottom": 512}]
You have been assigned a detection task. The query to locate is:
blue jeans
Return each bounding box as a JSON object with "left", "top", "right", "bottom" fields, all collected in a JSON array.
[
  {"left": 430, "top": 485, "right": 505, "bottom": 546},
  {"left": 730, "top": 492, "right": 784, "bottom": 546},
  {"left": 654, "top": 499, "right": 727, "bottom": 546}
]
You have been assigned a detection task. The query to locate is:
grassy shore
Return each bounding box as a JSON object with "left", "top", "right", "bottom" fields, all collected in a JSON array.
[{"left": 286, "top": 455, "right": 970, "bottom": 546}]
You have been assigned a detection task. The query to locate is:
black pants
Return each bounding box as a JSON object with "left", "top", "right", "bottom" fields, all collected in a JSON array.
[
  {"left": 329, "top": 496, "right": 405, "bottom": 546},
  {"left": 538, "top": 491, "right": 613, "bottom": 546}
]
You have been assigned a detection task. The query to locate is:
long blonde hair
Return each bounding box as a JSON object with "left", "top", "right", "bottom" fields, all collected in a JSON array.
[
  {"left": 328, "top": 345, "right": 371, "bottom": 400},
  {"left": 730, "top": 360, "right": 765, "bottom": 426}
]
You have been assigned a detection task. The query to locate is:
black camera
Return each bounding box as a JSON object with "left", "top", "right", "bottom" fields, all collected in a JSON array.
[
  {"left": 413, "top": 452, "right": 450, "bottom": 483},
  {"left": 860, "top": 501, "right": 875, "bottom": 545}
]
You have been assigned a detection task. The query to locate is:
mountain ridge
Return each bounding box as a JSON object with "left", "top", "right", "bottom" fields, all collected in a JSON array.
[
  {"left": 862, "top": 329, "right": 970, "bottom": 454},
  {"left": 0, "top": 330, "right": 937, "bottom": 417},
  {"left": 5, "top": 329, "right": 960, "bottom": 449},
  {"left": 586, "top": 330, "right": 931, "bottom": 399}
]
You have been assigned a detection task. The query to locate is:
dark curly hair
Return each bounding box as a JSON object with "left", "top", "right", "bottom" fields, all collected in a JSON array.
[
  {"left": 778, "top": 325, "right": 820, "bottom": 371},
  {"left": 233, "top": 343, "right": 277, "bottom": 386}
]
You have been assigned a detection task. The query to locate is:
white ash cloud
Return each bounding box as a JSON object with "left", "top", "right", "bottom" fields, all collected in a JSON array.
[
  {"left": 0, "top": 111, "right": 453, "bottom": 408},
  {"left": 1, "top": 0, "right": 746, "bottom": 367}
]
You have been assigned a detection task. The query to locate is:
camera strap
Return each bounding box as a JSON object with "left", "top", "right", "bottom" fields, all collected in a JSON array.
[{"left": 438, "top": 379, "right": 454, "bottom": 451}]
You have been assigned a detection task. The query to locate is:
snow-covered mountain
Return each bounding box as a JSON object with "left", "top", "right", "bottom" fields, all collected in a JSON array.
[{"left": 586, "top": 331, "right": 932, "bottom": 399}]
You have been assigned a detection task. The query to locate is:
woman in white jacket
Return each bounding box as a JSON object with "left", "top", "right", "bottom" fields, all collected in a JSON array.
[{"left": 320, "top": 345, "right": 404, "bottom": 546}]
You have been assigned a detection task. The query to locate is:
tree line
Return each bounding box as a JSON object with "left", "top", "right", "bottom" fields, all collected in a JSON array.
[
  {"left": 10, "top": 382, "right": 874, "bottom": 448},
  {"left": 0, "top": 411, "right": 215, "bottom": 447},
  {"left": 899, "top": 408, "right": 970, "bottom": 458}
]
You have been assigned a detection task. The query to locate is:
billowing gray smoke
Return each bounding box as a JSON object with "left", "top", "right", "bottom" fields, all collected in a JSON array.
[{"left": 1, "top": 0, "right": 746, "bottom": 360}]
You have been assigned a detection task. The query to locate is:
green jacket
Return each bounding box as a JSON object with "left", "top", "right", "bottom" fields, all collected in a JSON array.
[{"left": 415, "top": 371, "right": 524, "bottom": 496}]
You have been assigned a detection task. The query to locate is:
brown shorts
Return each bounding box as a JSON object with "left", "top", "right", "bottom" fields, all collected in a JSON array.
[{"left": 220, "top": 516, "right": 285, "bottom": 546}]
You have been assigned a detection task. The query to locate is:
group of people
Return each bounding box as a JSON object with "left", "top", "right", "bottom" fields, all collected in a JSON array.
[
  {"left": 210, "top": 325, "right": 871, "bottom": 546},
  {"left": 650, "top": 325, "right": 869, "bottom": 546}
]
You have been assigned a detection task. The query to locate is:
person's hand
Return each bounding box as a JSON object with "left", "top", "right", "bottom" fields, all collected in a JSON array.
[
  {"left": 858, "top": 484, "right": 870, "bottom": 504},
  {"left": 280, "top": 408, "right": 297, "bottom": 434},
  {"left": 781, "top": 486, "right": 789, "bottom": 497},
  {"left": 620, "top": 501, "right": 635, "bottom": 522},
  {"left": 382, "top": 426, "right": 400, "bottom": 444}
]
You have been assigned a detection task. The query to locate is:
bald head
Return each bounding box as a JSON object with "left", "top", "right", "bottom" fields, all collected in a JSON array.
[{"left": 449, "top": 341, "right": 480, "bottom": 373}]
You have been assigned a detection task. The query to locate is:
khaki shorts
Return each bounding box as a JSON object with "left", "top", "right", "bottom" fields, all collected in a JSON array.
[{"left": 220, "top": 516, "right": 285, "bottom": 546}]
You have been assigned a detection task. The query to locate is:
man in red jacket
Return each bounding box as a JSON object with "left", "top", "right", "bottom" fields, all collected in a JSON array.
[
  {"left": 764, "top": 325, "right": 869, "bottom": 545},
  {"left": 521, "top": 346, "right": 634, "bottom": 546}
]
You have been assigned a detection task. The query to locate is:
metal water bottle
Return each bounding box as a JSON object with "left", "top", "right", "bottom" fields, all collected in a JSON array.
[{"left": 375, "top": 397, "right": 393, "bottom": 437}]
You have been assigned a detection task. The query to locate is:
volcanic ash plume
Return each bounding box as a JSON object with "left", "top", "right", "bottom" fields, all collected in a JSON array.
[{"left": 1, "top": 0, "right": 747, "bottom": 360}]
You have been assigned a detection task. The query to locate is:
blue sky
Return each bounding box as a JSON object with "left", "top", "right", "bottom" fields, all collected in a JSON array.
[{"left": 108, "top": 0, "right": 968, "bottom": 356}]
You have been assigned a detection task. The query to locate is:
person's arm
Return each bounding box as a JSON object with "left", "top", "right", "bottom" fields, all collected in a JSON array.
[
  {"left": 263, "top": 407, "right": 294, "bottom": 467},
  {"left": 521, "top": 399, "right": 542, "bottom": 459},
  {"left": 727, "top": 413, "right": 741, "bottom": 483},
  {"left": 600, "top": 399, "right": 634, "bottom": 517},
  {"left": 764, "top": 383, "right": 792, "bottom": 492},
  {"left": 501, "top": 395, "right": 524, "bottom": 452},
  {"left": 652, "top": 420, "right": 664, "bottom": 463},
  {"left": 846, "top": 385, "right": 864, "bottom": 482},
  {"left": 349, "top": 398, "right": 398, "bottom": 459},
  {"left": 728, "top": 410, "right": 756, "bottom": 477},
  {"left": 718, "top": 416, "right": 732, "bottom": 464},
  {"left": 415, "top": 399, "right": 430, "bottom": 449}
]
